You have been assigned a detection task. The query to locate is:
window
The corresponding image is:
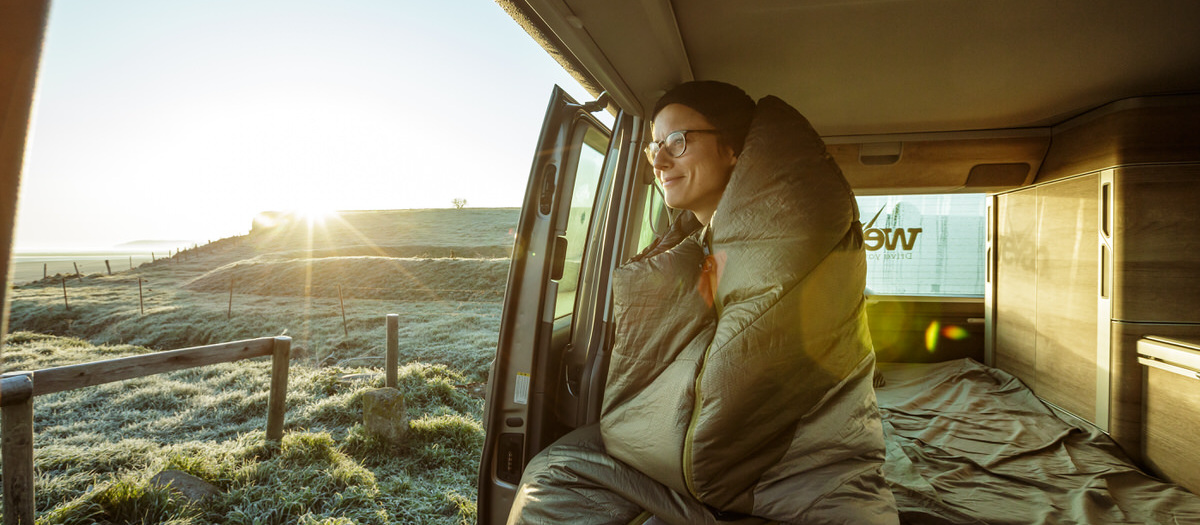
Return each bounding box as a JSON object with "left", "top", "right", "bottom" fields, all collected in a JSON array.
[
  {"left": 855, "top": 194, "right": 986, "bottom": 296},
  {"left": 553, "top": 125, "right": 608, "bottom": 318},
  {"left": 633, "top": 183, "right": 669, "bottom": 255}
]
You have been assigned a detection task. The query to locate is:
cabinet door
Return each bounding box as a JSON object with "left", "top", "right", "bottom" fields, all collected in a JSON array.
[
  {"left": 1112, "top": 165, "right": 1200, "bottom": 323},
  {"left": 995, "top": 190, "right": 1039, "bottom": 388},
  {"left": 1033, "top": 175, "right": 1098, "bottom": 421}
]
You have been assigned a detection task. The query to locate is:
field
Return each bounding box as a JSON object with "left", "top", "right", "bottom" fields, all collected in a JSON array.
[
  {"left": 3, "top": 208, "right": 520, "bottom": 524},
  {"left": 11, "top": 252, "right": 157, "bottom": 285}
]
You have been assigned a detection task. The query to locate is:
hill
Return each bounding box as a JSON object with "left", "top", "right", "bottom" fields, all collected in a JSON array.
[
  {"left": 250, "top": 208, "right": 519, "bottom": 250},
  {"left": 10, "top": 208, "right": 519, "bottom": 370},
  {"left": 116, "top": 239, "right": 199, "bottom": 249}
]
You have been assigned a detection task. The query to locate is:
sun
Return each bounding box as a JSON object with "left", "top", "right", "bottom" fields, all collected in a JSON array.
[{"left": 293, "top": 205, "right": 338, "bottom": 226}]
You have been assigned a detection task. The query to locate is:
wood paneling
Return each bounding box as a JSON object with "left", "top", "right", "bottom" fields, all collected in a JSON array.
[
  {"left": 995, "top": 190, "right": 1039, "bottom": 388},
  {"left": 1033, "top": 176, "right": 1098, "bottom": 421},
  {"left": 1110, "top": 322, "right": 1200, "bottom": 464},
  {"left": 1037, "top": 95, "right": 1200, "bottom": 183},
  {"left": 1140, "top": 334, "right": 1200, "bottom": 493},
  {"left": 828, "top": 135, "right": 1049, "bottom": 193},
  {"left": 1112, "top": 165, "right": 1200, "bottom": 323},
  {"left": 990, "top": 96, "right": 1200, "bottom": 472},
  {"left": 1144, "top": 366, "right": 1200, "bottom": 494}
]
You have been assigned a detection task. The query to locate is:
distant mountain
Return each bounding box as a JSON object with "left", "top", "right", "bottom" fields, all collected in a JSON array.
[{"left": 115, "top": 240, "right": 197, "bottom": 249}]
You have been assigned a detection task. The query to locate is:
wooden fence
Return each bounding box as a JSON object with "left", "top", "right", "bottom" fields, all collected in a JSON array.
[{"left": 0, "top": 336, "right": 292, "bottom": 525}]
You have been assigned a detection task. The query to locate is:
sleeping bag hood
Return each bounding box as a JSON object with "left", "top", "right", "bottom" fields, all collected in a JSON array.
[{"left": 601, "top": 95, "right": 897, "bottom": 523}]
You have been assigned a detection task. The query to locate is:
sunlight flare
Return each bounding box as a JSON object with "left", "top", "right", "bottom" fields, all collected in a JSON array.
[
  {"left": 294, "top": 206, "right": 338, "bottom": 227},
  {"left": 925, "top": 320, "right": 940, "bottom": 352}
]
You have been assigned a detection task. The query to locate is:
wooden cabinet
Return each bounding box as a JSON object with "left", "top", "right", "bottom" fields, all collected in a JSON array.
[
  {"left": 1137, "top": 336, "right": 1200, "bottom": 495},
  {"left": 990, "top": 96, "right": 1200, "bottom": 466},
  {"left": 993, "top": 175, "right": 1099, "bottom": 422},
  {"left": 993, "top": 166, "right": 1200, "bottom": 462},
  {"left": 1112, "top": 165, "right": 1200, "bottom": 323}
]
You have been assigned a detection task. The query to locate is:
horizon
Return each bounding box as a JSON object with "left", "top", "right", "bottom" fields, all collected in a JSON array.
[
  {"left": 16, "top": 205, "right": 525, "bottom": 252},
  {"left": 15, "top": 1, "right": 595, "bottom": 251}
]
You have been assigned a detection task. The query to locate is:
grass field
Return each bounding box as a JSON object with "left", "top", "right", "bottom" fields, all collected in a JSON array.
[
  {"left": 10, "top": 252, "right": 157, "bottom": 285},
  {"left": 3, "top": 208, "right": 520, "bottom": 524}
]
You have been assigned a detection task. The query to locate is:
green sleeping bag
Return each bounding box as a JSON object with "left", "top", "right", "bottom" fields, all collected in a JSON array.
[{"left": 601, "top": 95, "right": 897, "bottom": 523}]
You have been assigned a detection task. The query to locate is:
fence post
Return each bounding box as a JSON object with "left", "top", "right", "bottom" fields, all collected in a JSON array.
[
  {"left": 61, "top": 276, "right": 69, "bottom": 310},
  {"left": 138, "top": 278, "right": 144, "bottom": 315},
  {"left": 129, "top": 256, "right": 133, "bottom": 269},
  {"left": 42, "top": 263, "right": 46, "bottom": 280},
  {"left": 386, "top": 314, "right": 399, "bottom": 388},
  {"left": 266, "top": 336, "right": 291, "bottom": 442},
  {"left": 338, "top": 285, "right": 348, "bottom": 336},
  {"left": 105, "top": 259, "right": 112, "bottom": 275},
  {"left": 73, "top": 262, "right": 81, "bottom": 280},
  {"left": 227, "top": 278, "right": 234, "bottom": 320},
  {"left": 2, "top": 372, "right": 36, "bottom": 525}
]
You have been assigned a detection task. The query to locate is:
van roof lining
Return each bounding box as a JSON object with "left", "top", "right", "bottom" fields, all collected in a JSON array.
[{"left": 506, "top": 0, "right": 1200, "bottom": 137}]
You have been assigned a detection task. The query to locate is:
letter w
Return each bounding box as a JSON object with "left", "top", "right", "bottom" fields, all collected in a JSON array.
[{"left": 882, "top": 228, "right": 922, "bottom": 250}]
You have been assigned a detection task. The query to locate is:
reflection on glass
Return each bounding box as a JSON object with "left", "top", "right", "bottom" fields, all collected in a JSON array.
[
  {"left": 554, "top": 126, "right": 607, "bottom": 318},
  {"left": 855, "top": 194, "right": 986, "bottom": 296}
]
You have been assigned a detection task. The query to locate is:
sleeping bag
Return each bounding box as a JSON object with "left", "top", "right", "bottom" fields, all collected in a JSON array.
[{"left": 601, "top": 95, "right": 897, "bottom": 523}]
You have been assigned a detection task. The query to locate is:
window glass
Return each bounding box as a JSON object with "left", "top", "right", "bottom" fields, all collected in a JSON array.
[
  {"left": 635, "top": 184, "right": 668, "bottom": 254},
  {"left": 554, "top": 125, "right": 607, "bottom": 318},
  {"left": 854, "top": 194, "right": 986, "bottom": 296}
]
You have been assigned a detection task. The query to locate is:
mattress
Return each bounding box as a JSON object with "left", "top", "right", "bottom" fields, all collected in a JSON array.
[{"left": 877, "top": 359, "right": 1200, "bottom": 524}]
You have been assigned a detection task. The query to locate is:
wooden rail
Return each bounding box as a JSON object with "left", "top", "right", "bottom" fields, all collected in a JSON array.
[{"left": 0, "top": 336, "right": 291, "bottom": 524}]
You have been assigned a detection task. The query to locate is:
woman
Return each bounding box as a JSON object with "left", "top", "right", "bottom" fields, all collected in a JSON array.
[{"left": 509, "top": 81, "right": 897, "bottom": 525}]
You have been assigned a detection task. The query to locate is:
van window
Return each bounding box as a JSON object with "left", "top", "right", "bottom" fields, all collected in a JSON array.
[
  {"left": 634, "top": 184, "right": 669, "bottom": 254},
  {"left": 554, "top": 125, "right": 608, "bottom": 319},
  {"left": 855, "top": 194, "right": 986, "bottom": 297},
  {"left": 628, "top": 191, "right": 985, "bottom": 297}
]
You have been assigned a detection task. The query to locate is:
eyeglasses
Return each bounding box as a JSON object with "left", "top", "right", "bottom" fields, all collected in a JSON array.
[{"left": 644, "top": 129, "right": 721, "bottom": 163}]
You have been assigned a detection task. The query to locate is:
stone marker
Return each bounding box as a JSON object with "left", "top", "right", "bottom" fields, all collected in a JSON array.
[
  {"left": 289, "top": 345, "right": 309, "bottom": 361},
  {"left": 363, "top": 387, "right": 407, "bottom": 444},
  {"left": 149, "top": 470, "right": 220, "bottom": 503}
]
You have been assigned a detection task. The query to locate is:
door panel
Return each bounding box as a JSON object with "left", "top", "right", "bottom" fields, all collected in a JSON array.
[
  {"left": 477, "top": 87, "right": 612, "bottom": 524},
  {"left": 1034, "top": 175, "right": 1098, "bottom": 421},
  {"left": 995, "top": 190, "right": 1039, "bottom": 387}
]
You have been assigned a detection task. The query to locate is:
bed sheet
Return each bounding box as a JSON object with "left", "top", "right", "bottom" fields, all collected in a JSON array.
[{"left": 877, "top": 359, "right": 1200, "bottom": 524}]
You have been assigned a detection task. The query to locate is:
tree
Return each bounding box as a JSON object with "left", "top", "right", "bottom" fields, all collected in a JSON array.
[{"left": 452, "top": 198, "right": 467, "bottom": 210}]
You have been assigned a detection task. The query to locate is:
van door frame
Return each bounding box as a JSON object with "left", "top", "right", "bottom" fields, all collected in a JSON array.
[{"left": 477, "top": 86, "right": 630, "bottom": 524}]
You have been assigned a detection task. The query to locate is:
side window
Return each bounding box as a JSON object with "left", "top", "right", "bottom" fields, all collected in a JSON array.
[
  {"left": 855, "top": 193, "right": 986, "bottom": 296},
  {"left": 634, "top": 183, "right": 668, "bottom": 254},
  {"left": 554, "top": 125, "right": 608, "bottom": 319}
]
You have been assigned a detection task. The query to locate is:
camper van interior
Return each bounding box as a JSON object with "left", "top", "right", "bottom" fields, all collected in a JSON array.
[
  {"left": 477, "top": 1, "right": 1200, "bottom": 523},
  {"left": 4, "top": 1, "right": 1200, "bottom": 524}
]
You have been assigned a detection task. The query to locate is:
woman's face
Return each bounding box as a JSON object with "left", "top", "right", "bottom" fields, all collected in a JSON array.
[{"left": 651, "top": 103, "right": 738, "bottom": 225}]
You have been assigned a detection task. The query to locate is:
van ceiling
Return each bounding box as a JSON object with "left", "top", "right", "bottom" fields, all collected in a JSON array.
[{"left": 502, "top": 0, "right": 1200, "bottom": 137}]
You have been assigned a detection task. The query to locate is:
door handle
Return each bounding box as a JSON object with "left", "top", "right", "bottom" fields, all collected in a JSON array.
[{"left": 551, "top": 236, "right": 568, "bottom": 281}]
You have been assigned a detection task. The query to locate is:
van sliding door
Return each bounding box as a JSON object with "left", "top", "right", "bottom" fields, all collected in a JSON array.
[{"left": 477, "top": 86, "right": 613, "bottom": 524}]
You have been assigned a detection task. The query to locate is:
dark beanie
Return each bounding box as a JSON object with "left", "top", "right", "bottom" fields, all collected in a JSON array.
[{"left": 652, "top": 80, "right": 756, "bottom": 156}]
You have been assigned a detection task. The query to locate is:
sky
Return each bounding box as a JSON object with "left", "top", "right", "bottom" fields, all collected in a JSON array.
[{"left": 15, "top": 0, "right": 597, "bottom": 250}]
